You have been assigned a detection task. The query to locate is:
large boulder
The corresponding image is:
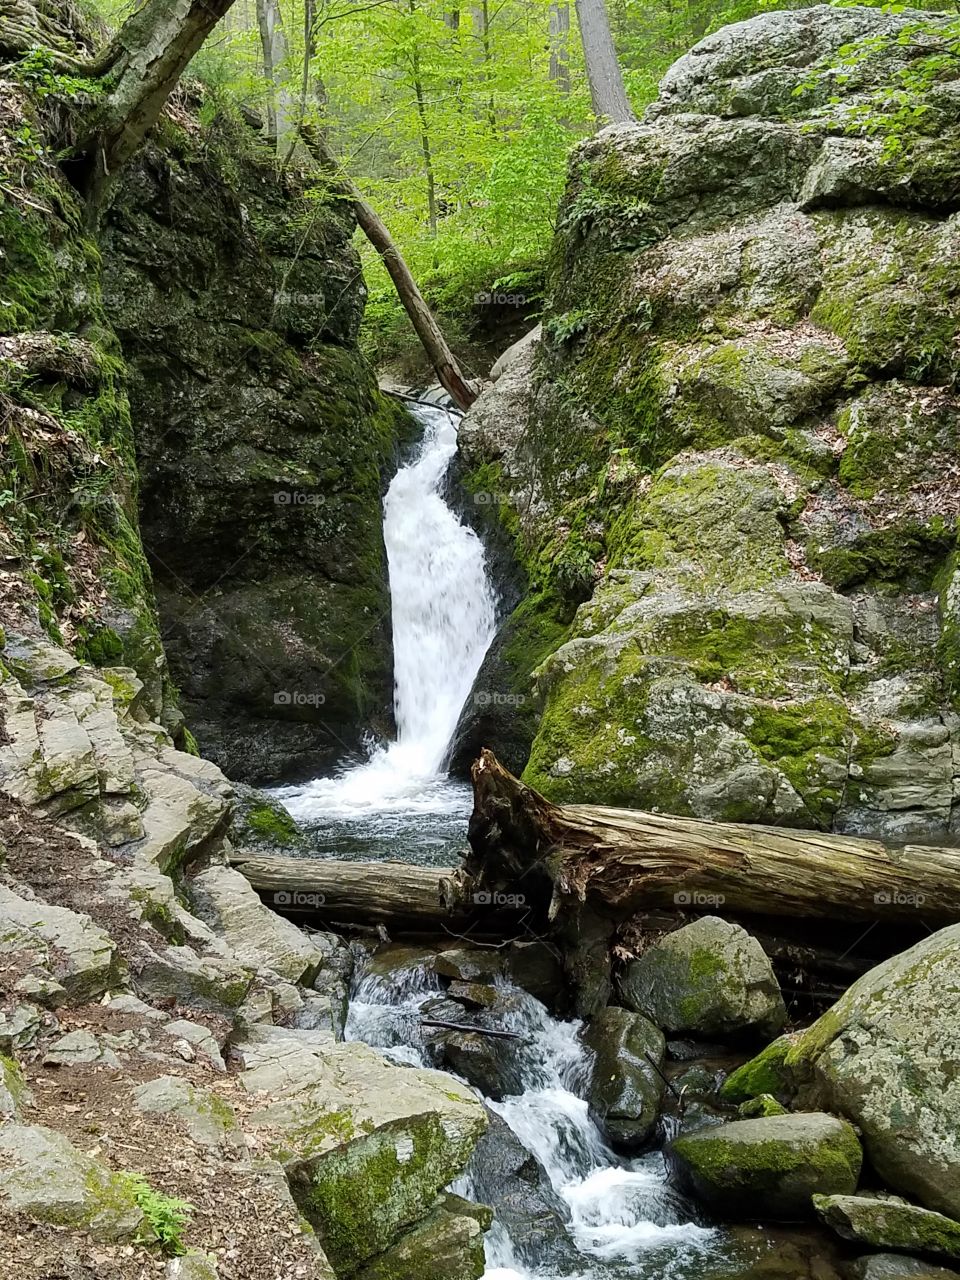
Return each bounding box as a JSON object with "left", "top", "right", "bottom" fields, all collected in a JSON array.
[
  {"left": 814, "top": 1194, "right": 960, "bottom": 1261},
  {"left": 668, "top": 1113, "right": 862, "bottom": 1220},
  {"left": 238, "top": 1027, "right": 487, "bottom": 1274},
  {"left": 785, "top": 924, "right": 960, "bottom": 1219},
  {"left": 620, "top": 917, "right": 786, "bottom": 1039},
  {"left": 102, "top": 123, "right": 410, "bottom": 783},
  {"left": 581, "top": 1006, "right": 666, "bottom": 1148},
  {"left": 0, "top": 1124, "right": 144, "bottom": 1240},
  {"left": 456, "top": 4, "right": 960, "bottom": 840}
]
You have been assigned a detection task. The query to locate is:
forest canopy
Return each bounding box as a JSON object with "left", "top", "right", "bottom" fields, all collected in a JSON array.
[{"left": 85, "top": 0, "right": 954, "bottom": 366}]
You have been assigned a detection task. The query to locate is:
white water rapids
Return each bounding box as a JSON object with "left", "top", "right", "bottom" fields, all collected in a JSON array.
[
  {"left": 276, "top": 402, "right": 497, "bottom": 835},
  {"left": 347, "top": 966, "right": 717, "bottom": 1280}
]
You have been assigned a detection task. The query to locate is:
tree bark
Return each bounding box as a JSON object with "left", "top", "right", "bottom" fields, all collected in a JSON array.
[
  {"left": 231, "top": 854, "right": 462, "bottom": 929},
  {"left": 299, "top": 124, "right": 480, "bottom": 410},
  {"left": 408, "top": 0, "right": 439, "bottom": 237},
  {"left": 548, "top": 2, "right": 571, "bottom": 95},
  {"left": 466, "top": 749, "right": 960, "bottom": 926},
  {"left": 79, "top": 0, "right": 239, "bottom": 216},
  {"left": 255, "top": 0, "right": 291, "bottom": 149},
  {"left": 574, "top": 0, "right": 634, "bottom": 125}
]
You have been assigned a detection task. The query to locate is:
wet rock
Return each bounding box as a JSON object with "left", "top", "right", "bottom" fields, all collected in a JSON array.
[
  {"left": 668, "top": 1113, "right": 862, "bottom": 1220},
  {"left": 448, "top": 980, "right": 500, "bottom": 1009},
  {"left": 433, "top": 948, "right": 505, "bottom": 984},
  {"left": 581, "top": 1006, "right": 665, "bottom": 1148},
  {"left": 848, "top": 1254, "right": 960, "bottom": 1280},
  {"left": 719, "top": 1034, "right": 798, "bottom": 1105},
  {"left": 0, "top": 1123, "right": 144, "bottom": 1240},
  {"left": 621, "top": 917, "right": 786, "bottom": 1040},
  {"left": 354, "top": 1204, "right": 487, "bottom": 1280},
  {"left": 465, "top": 1109, "right": 580, "bottom": 1273},
  {"left": 815, "top": 1195, "right": 960, "bottom": 1261},
  {"left": 786, "top": 924, "right": 960, "bottom": 1218}
]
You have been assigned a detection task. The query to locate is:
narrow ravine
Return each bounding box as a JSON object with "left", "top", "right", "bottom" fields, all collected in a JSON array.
[
  {"left": 275, "top": 401, "right": 723, "bottom": 1278},
  {"left": 275, "top": 401, "right": 498, "bottom": 862}
]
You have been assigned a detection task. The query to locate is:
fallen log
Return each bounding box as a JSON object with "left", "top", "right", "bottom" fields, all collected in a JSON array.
[
  {"left": 465, "top": 750, "right": 960, "bottom": 1013},
  {"left": 466, "top": 750, "right": 960, "bottom": 926},
  {"left": 230, "top": 855, "right": 458, "bottom": 930}
]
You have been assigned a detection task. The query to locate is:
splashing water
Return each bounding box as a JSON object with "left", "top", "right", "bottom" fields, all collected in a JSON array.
[
  {"left": 346, "top": 964, "right": 717, "bottom": 1280},
  {"left": 275, "top": 403, "right": 498, "bottom": 834}
]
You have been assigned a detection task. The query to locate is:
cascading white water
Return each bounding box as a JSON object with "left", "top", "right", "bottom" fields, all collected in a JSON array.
[
  {"left": 276, "top": 402, "right": 498, "bottom": 825},
  {"left": 346, "top": 964, "right": 717, "bottom": 1280}
]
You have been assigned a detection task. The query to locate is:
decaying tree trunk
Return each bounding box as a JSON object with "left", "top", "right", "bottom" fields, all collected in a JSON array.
[
  {"left": 232, "top": 854, "right": 469, "bottom": 930},
  {"left": 466, "top": 750, "right": 960, "bottom": 925},
  {"left": 299, "top": 124, "right": 481, "bottom": 411},
  {"left": 464, "top": 750, "right": 960, "bottom": 1013}
]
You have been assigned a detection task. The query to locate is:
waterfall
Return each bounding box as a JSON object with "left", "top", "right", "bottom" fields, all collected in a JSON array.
[
  {"left": 346, "top": 964, "right": 717, "bottom": 1280},
  {"left": 277, "top": 402, "right": 498, "bottom": 822}
]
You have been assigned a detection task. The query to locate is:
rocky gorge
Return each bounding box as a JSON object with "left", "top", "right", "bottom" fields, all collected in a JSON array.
[{"left": 2, "top": 1, "right": 960, "bottom": 1279}]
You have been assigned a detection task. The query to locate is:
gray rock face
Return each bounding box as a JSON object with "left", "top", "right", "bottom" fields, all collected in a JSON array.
[
  {"left": 787, "top": 924, "right": 960, "bottom": 1219},
  {"left": 668, "top": 1113, "right": 863, "bottom": 1220},
  {"left": 456, "top": 3, "right": 960, "bottom": 840},
  {"left": 188, "top": 863, "right": 327, "bottom": 985},
  {"left": 849, "top": 1254, "right": 960, "bottom": 1280},
  {"left": 0, "top": 884, "right": 119, "bottom": 1007},
  {"left": 815, "top": 1194, "right": 960, "bottom": 1261},
  {"left": 0, "top": 1124, "right": 144, "bottom": 1240},
  {"left": 464, "top": 1109, "right": 580, "bottom": 1274},
  {"left": 237, "top": 1026, "right": 487, "bottom": 1273},
  {"left": 620, "top": 917, "right": 786, "bottom": 1039},
  {"left": 581, "top": 1006, "right": 665, "bottom": 1148},
  {"left": 134, "top": 1076, "right": 243, "bottom": 1149}
]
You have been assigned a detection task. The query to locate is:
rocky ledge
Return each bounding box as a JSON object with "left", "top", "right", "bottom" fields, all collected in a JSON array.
[{"left": 0, "top": 628, "right": 488, "bottom": 1279}]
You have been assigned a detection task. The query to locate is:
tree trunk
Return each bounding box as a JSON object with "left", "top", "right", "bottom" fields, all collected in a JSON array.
[
  {"left": 408, "top": 0, "right": 439, "bottom": 237},
  {"left": 81, "top": 0, "right": 240, "bottom": 215},
  {"left": 231, "top": 854, "right": 462, "bottom": 929},
  {"left": 255, "top": 0, "right": 291, "bottom": 149},
  {"left": 574, "top": 0, "right": 634, "bottom": 125},
  {"left": 548, "top": 2, "right": 571, "bottom": 95},
  {"left": 466, "top": 750, "right": 960, "bottom": 926},
  {"left": 299, "top": 125, "right": 480, "bottom": 410}
]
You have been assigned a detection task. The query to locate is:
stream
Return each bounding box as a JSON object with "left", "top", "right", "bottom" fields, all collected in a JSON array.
[{"left": 273, "top": 403, "right": 832, "bottom": 1280}]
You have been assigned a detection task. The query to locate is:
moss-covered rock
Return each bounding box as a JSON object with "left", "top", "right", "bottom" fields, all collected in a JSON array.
[
  {"left": 814, "top": 1194, "right": 960, "bottom": 1261},
  {"left": 784, "top": 923, "right": 960, "bottom": 1219},
  {"left": 667, "top": 1113, "right": 862, "bottom": 1220},
  {"left": 620, "top": 917, "right": 786, "bottom": 1040},
  {"left": 101, "top": 118, "right": 410, "bottom": 783},
  {"left": 719, "top": 1034, "right": 798, "bottom": 1105},
  {"left": 353, "top": 1203, "right": 487, "bottom": 1280},
  {"left": 457, "top": 5, "right": 960, "bottom": 838}
]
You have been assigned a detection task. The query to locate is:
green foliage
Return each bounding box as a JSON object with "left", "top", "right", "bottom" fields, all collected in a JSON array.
[
  {"left": 794, "top": 11, "right": 960, "bottom": 157},
  {"left": 122, "top": 1173, "right": 194, "bottom": 1256},
  {"left": 12, "top": 47, "right": 103, "bottom": 101}
]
